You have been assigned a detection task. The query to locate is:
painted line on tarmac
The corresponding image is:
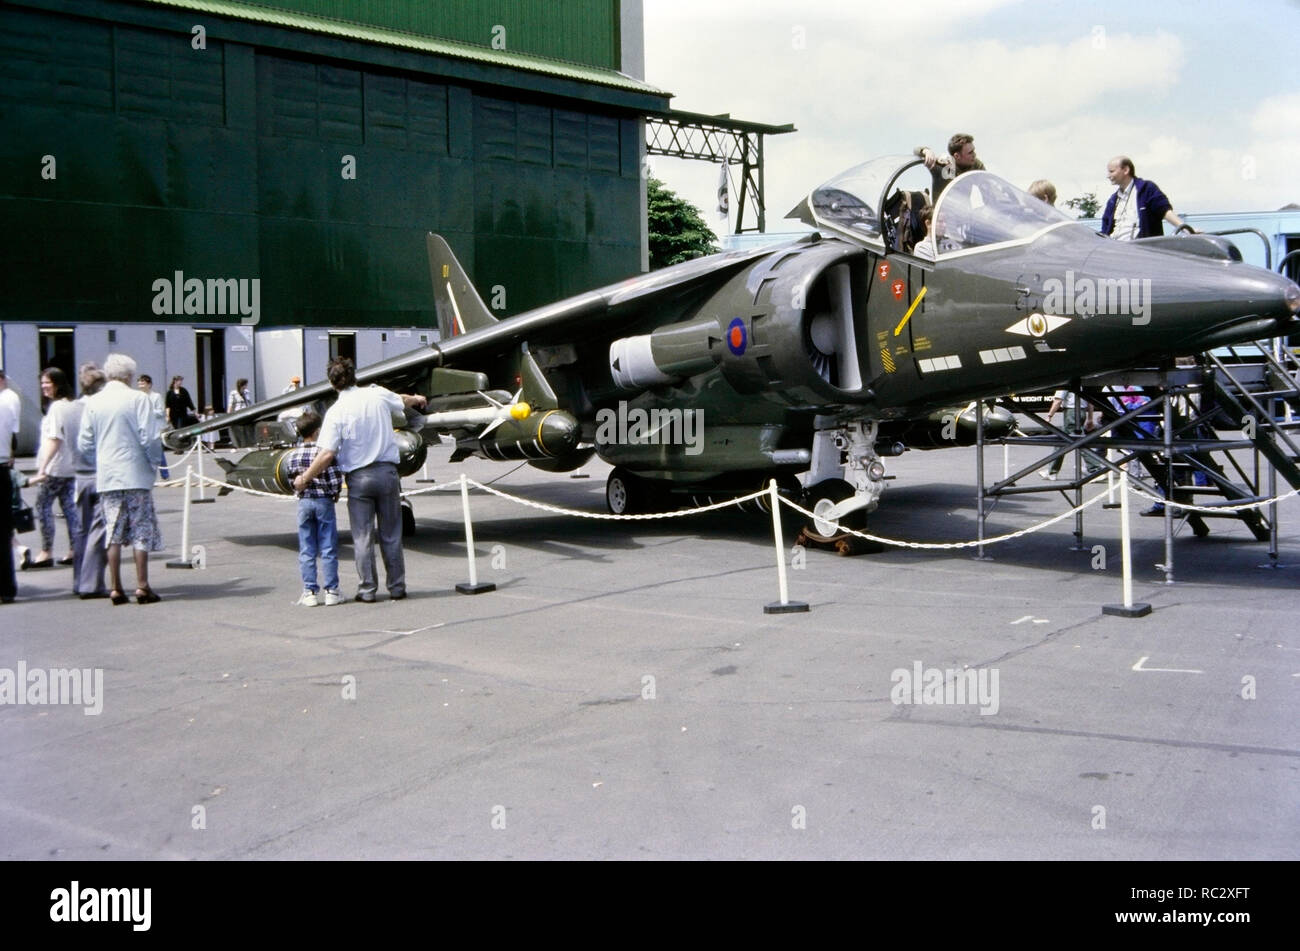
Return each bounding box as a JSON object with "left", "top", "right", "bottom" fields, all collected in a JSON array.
[{"left": 1131, "top": 655, "right": 1204, "bottom": 674}]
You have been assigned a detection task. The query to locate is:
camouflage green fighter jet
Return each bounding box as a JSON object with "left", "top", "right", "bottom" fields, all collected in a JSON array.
[{"left": 169, "top": 155, "right": 1300, "bottom": 543}]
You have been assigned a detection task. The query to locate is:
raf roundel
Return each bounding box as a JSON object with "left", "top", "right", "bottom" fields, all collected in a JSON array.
[{"left": 726, "top": 317, "right": 747, "bottom": 355}]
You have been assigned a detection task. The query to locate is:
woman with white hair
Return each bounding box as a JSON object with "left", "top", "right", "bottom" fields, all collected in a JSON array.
[{"left": 77, "top": 353, "right": 165, "bottom": 604}]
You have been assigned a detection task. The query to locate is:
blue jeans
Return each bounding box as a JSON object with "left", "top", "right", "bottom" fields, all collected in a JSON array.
[{"left": 297, "top": 497, "right": 339, "bottom": 593}]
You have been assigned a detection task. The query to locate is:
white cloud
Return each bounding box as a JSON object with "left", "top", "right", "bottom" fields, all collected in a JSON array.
[
  {"left": 644, "top": 4, "right": 1298, "bottom": 229},
  {"left": 644, "top": 0, "right": 1023, "bottom": 30}
]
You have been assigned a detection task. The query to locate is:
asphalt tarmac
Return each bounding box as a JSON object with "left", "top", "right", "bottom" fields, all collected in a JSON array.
[{"left": 2, "top": 443, "right": 1297, "bottom": 860}]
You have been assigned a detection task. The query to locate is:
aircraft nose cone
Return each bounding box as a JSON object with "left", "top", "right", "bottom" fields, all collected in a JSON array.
[
  {"left": 1076, "top": 243, "right": 1300, "bottom": 352},
  {"left": 1286, "top": 281, "right": 1300, "bottom": 315}
]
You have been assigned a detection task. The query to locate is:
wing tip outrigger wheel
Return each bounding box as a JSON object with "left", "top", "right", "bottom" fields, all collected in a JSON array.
[
  {"left": 605, "top": 466, "right": 641, "bottom": 515},
  {"left": 799, "top": 477, "right": 883, "bottom": 555}
]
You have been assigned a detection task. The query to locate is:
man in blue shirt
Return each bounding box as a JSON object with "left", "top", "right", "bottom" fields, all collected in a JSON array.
[{"left": 1100, "top": 156, "right": 1195, "bottom": 240}]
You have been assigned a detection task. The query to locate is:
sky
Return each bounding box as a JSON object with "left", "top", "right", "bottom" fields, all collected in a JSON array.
[{"left": 641, "top": 0, "right": 1300, "bottom": 234}]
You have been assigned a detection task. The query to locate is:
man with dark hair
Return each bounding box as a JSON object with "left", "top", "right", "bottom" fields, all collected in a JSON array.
[
  {"left": 326, "top": 360, "right": 355, "bottom": 390},
  {"left": 137, "top": 373, "right": 167, "bottom": 478},
  {"left": 227, "top": 377, "right": 252, "bottom": 447},
  {"left": 292, "top": 358, "right": 426, "bottom": 602},
  {"left": 914, "top": 133, "right": 985, "bottom": 199},
  {"left": 1100, "top": 155, "right": 1194, "bottom": 240}
]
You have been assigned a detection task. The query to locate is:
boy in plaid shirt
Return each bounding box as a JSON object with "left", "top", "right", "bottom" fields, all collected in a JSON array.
[{"left": 285, "top": 411, "right": 344, "bottom": 606}]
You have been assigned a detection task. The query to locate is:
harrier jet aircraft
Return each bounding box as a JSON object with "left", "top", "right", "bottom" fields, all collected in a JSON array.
[{"left": 168, "top": 155, "right": 1300, "bottom": 542}]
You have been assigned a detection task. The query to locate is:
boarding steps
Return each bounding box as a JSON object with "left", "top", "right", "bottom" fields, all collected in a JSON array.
[{"left": 1084, "top": 341, "right": 1300, "bottom": 540}]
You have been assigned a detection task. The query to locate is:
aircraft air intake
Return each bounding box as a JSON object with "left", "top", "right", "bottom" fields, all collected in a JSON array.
[{"left": 803, "top": 263, "right": 862, "bottom": 391}]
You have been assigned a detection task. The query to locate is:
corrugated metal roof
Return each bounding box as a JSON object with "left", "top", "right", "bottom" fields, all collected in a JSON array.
[{"left": 132, "top": 0, "right": 670, "bottom": 97}]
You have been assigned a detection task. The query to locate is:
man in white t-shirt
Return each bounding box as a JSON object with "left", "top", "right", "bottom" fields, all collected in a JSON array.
[
  {"left": 292, "top": 358, "right": 426, "bottom": 602},
  {"left": 137, "top": 374, "right": 168, "bottom": 478},
  {"left": 0, "top": 369, "right": 19, "bottom": 602}
]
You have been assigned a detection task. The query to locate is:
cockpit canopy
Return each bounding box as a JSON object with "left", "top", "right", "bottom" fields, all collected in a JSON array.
[{"left": 788, "top": 155, "right": 1076, "bottom": 256}]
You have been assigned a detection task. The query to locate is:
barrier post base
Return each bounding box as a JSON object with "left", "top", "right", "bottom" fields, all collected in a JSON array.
[
  {"left": 191, "top": 498, "right": 216, "bottom": 504},
  {"left": 764, "top": 600, "right": 809, "bottom": 614},
  {"left": 456, "top": 581, "right": 495, "bottom": 595},
  {"left": 1102, "top": 602, "right": 1152, "bottom": 618},
  {"left": 165, "top": 559, "right": 195, "bottom": 570}
]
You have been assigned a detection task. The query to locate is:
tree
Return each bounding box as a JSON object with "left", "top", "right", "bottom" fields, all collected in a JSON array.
[
  {"left": 1064, "top": 192, "right": 1100, "bottom": 219},
  {"left": 647, "top": 177, "right": 718, "bottom": 270}
]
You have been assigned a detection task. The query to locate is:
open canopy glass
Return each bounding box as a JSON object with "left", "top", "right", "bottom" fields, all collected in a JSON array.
[{"left": 793, "top": 156, "right": 1076, "bottom": 256}]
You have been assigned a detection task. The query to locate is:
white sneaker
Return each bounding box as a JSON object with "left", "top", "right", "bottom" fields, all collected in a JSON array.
[
  {"left": 1038, "top": 469, "right": 1057, "bottom": 481},
  {"left": 323, "top": 589, "right": 342, "bottom": 606},
  {"left": 295, "top": 589, "right": 318, "bottom": 606}
]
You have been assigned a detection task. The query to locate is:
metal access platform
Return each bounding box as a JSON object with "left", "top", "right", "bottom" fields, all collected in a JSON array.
[{"left": 973, "top": 340, "right": 1300, "bottom": 582}]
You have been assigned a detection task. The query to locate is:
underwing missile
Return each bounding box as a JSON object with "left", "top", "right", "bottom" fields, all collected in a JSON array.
[{"left": 214, "top": 429, "right": 429, "bottom": 496}]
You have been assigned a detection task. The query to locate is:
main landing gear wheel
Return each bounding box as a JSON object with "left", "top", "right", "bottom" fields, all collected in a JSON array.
[
  {"left": 606, "top": 467, "right": 646, "bottom": 515},
  {"left": 401, "top": 501, "right": 416, "bottom": 537},
  {"left": 798, "top": 478, "right": 880, "bottom": 555}
]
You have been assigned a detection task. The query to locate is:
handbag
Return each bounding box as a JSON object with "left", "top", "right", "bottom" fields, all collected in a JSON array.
[{"left": 11, "top": 481, "right": 34, "bottom": 534}]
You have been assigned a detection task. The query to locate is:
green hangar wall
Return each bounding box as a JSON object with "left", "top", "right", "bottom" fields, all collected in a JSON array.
[
  {"left": 0, "top": 0, "right": 664, "bottom": 423},
  {"left": 0, "top": 0, "right": 664, "bottom": 326}
]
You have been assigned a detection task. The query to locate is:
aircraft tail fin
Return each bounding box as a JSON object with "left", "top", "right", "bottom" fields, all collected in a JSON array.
[{"left": 427, "top": 233, "right": 497, "bottom": 340}]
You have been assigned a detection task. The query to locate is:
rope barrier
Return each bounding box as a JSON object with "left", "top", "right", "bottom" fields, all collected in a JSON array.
[
  {"left": 465, "top": 478, "right": 769, "bottom": 520},
  {"left": 187, "top": 468, "right": 1297, "bottom": 547},
  {"left": 193, "top": 473, "right": 286, "bottom": 501},
  {"left": 168, "top": 461, "right": 1296, "bottom": 615},
  {"left": 775, "top": 490, "right": 1112, "bottom": 550},
  {"left": 401, "top": 482, "right": 473, "bottom": 497},
  {"left": 1123, "top": 483, "right": 1300, "bottom": 514},
  {"left": 152, "top": 440, "right": 199, "bottom": 485}
]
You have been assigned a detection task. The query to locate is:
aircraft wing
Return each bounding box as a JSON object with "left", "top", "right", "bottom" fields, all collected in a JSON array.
[{"left": 164, "top": 234, "right": 789, "bottom": 449}]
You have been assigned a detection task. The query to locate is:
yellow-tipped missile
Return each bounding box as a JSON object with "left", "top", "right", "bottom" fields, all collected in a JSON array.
[{"left": 420, "top": 398, "right": 531, "bottom": 431}]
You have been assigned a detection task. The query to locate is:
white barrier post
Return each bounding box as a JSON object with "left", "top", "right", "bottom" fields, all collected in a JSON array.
[
  {"left": 166, "top": 466, "right": 196, "bottom": 569},
  {"left": 1103, "top": 464, "right": 1151, "bottom": 617},
  {"left": 455, "top": 473, "right": 495, "bottom": 595},
  {"left": 192, "top": 438, "right": 214, "bottom": 504},
  {"left": 1104, "top": 448, "right": 1118, "bottom": 508},
  {"left": 764, "top": 479, "right": 808, "bottom": 614}
]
